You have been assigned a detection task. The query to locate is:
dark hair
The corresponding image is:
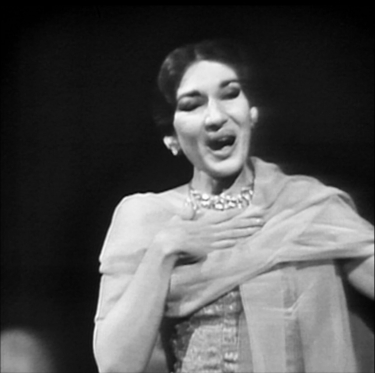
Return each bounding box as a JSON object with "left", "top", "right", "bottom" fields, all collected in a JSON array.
[{"left": 152, "top": 39, "right": 258, "bottom": 136}]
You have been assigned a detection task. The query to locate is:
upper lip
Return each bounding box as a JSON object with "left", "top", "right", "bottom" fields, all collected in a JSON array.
[
  {"left": 206, "top": 130, "right": 237, "bottom": 143},
  {"left": 205, "top": 130, "right": 237, "bottom": 150}
]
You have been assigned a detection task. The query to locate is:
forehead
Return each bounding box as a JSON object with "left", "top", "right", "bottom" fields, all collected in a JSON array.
[{"left": 177, "top": 61, "right": 239, "bottom": 97}]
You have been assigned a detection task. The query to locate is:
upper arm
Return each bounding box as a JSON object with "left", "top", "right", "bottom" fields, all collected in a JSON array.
[
  {"left": 94, "top": 194, "right": 173, "bottom": 322},
  {"left": 94, "top": 196, "right": 150, "bottom": 323}
]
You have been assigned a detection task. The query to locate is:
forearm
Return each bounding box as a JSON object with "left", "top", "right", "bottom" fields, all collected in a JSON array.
[
  {"left": 94, "top": 243, "right": 176, "bottom": 373},
  {"left": 344, "top": 254, "right": 374, "bottom": 300}
]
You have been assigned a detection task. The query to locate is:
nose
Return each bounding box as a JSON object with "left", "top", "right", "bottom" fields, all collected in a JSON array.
[{"left": 204, "top": 100, "right": 227, "bottom": 131}]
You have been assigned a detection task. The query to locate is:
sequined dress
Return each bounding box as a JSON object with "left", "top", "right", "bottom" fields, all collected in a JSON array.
[{"left": 167, "top": 287, "right": 249, "bottom": 373}]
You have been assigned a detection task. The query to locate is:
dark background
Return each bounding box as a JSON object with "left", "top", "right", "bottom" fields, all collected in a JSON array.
[{"left": 1, "top": 6, "right": 373, "bottom": 372}]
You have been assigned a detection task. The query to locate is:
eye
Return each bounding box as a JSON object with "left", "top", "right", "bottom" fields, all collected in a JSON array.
[
  {"left": 222, "top": 86, "right": 240, "bottom": 100},
  {"left": 177, "top": 98, "right": 203, "bottom": 112}
]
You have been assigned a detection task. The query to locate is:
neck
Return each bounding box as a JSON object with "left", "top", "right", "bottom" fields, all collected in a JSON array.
[{"left": 190, "top": 160, "right": 254, "bottom": 195}]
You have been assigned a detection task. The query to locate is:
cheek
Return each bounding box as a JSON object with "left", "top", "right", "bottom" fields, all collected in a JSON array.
[
  {"left": 173, "top": 116, "right": 200, "bottom": 143},
  {"left": 233, "top": 101, "right": 252, "bottom": 121}
]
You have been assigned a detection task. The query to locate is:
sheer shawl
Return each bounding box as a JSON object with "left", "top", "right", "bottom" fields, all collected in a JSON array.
[{"left": 94, "top": 157, "right": 374, "bottom": 372}]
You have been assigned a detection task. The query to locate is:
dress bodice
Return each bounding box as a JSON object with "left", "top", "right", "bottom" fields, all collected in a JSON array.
[{"left": 168, "top": 287, "right": 246, "bottom": 373}]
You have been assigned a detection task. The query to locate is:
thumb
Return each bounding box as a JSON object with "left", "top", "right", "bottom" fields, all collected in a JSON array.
[{"left": 180, "top": 198, "right": 199, "bottom": 220}]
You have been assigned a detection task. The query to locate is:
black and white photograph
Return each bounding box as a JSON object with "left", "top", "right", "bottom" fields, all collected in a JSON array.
[{"left": 1, "top": 6, "right": 374, "bottom": 373}]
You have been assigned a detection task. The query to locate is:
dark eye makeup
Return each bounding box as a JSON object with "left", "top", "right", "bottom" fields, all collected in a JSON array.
[
  {"left": 222, "top": 86, "right": 240, "bottom": 99},
  {"left": 177, "top": 98, "right": 203, "bottom": 112},
  {"left": 176, "top": 81, "right": 242, "bottom": 112}
]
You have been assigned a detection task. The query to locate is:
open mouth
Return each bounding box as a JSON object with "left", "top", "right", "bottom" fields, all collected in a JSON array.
[{"left": 207, "top": 135, "right": 236, "bottom": 151}]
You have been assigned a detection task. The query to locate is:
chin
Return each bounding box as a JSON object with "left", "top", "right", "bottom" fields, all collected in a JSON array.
[{"left": 205, "top": 159, "right": 245, "bottom": 180}]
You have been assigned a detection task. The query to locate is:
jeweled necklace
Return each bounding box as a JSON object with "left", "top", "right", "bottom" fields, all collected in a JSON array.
[{"left": 188, "top": 181, "right": 255, "bottom": 211}]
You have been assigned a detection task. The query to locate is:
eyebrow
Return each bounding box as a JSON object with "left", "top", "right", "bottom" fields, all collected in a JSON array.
[{"left": 177, "top": 79, "right": 240, "bottom": 101}]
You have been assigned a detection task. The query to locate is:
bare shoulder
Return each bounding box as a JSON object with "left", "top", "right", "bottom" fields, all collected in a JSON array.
[
  {"left": 113, "top": 193, "right": 167, "bottom": 225},
  {"left": 113, "top": 186, "right": 188, "bottom": 225},
  {"left": 99, "top": 191, "right": 181, "bottom": 261},
  {"left": 157, "top": 184, "right": 189, "bottom": 208}
]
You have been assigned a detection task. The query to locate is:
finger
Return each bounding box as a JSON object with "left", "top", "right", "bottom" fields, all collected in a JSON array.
[
  {"left": 211, "top": 239, "right": 237, "bottom": 249},
  {"left": 204, "top": 208, "right": 242, "bottom": 223},
  {"left": 216, "top": 225, "right": 262, "bottom": 240},
  {"left": 235, "top": 214, "right": 265, "bottom": 226},
  {"left": 236, "top": 206, "right": 266, "bottom": 219},
  {"left": 237, "top": 226, "right": 263, "bottom": 237},
  {"left": 180, "top": 199, "right": 199, "bottom": 220},
  {"left": 217, "top": 215, "right": 265, "bottom": 231},
  {"left": 234, "top": 217, "right": 265, "bottom": 228},
  {"left": 196, "top": 205, "right": 266, "bottom": 227}
]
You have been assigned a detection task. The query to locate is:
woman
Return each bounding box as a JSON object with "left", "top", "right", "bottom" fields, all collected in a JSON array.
[{"left": 93, "top": 39, "right": 374, "bottom": 373}]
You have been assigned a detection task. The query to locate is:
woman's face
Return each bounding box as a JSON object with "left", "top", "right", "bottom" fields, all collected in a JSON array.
[{"left": 170, "top": 60, "right": 257, "bottom": 180}]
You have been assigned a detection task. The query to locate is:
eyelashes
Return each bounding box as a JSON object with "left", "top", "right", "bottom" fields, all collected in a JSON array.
[
  {"left": 177, "top": 88, "right": 241, "bottom": 112},
  {"left": 177, "top": 100, "right": 202, "bottom": 112},
  {"left": 223, "top": 87, "right": 240, "bottom": 99}
]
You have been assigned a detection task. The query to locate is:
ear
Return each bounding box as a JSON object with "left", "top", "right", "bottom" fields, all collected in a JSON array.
[
  {"left": 250, "top": 107, "right": 259, "bottom": 125},
  {"left": 163, "top": 135, "right": 177, "bottom": 149},
  {"left": 163, "top": 135, "right": 181, "bottom": 156}
]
